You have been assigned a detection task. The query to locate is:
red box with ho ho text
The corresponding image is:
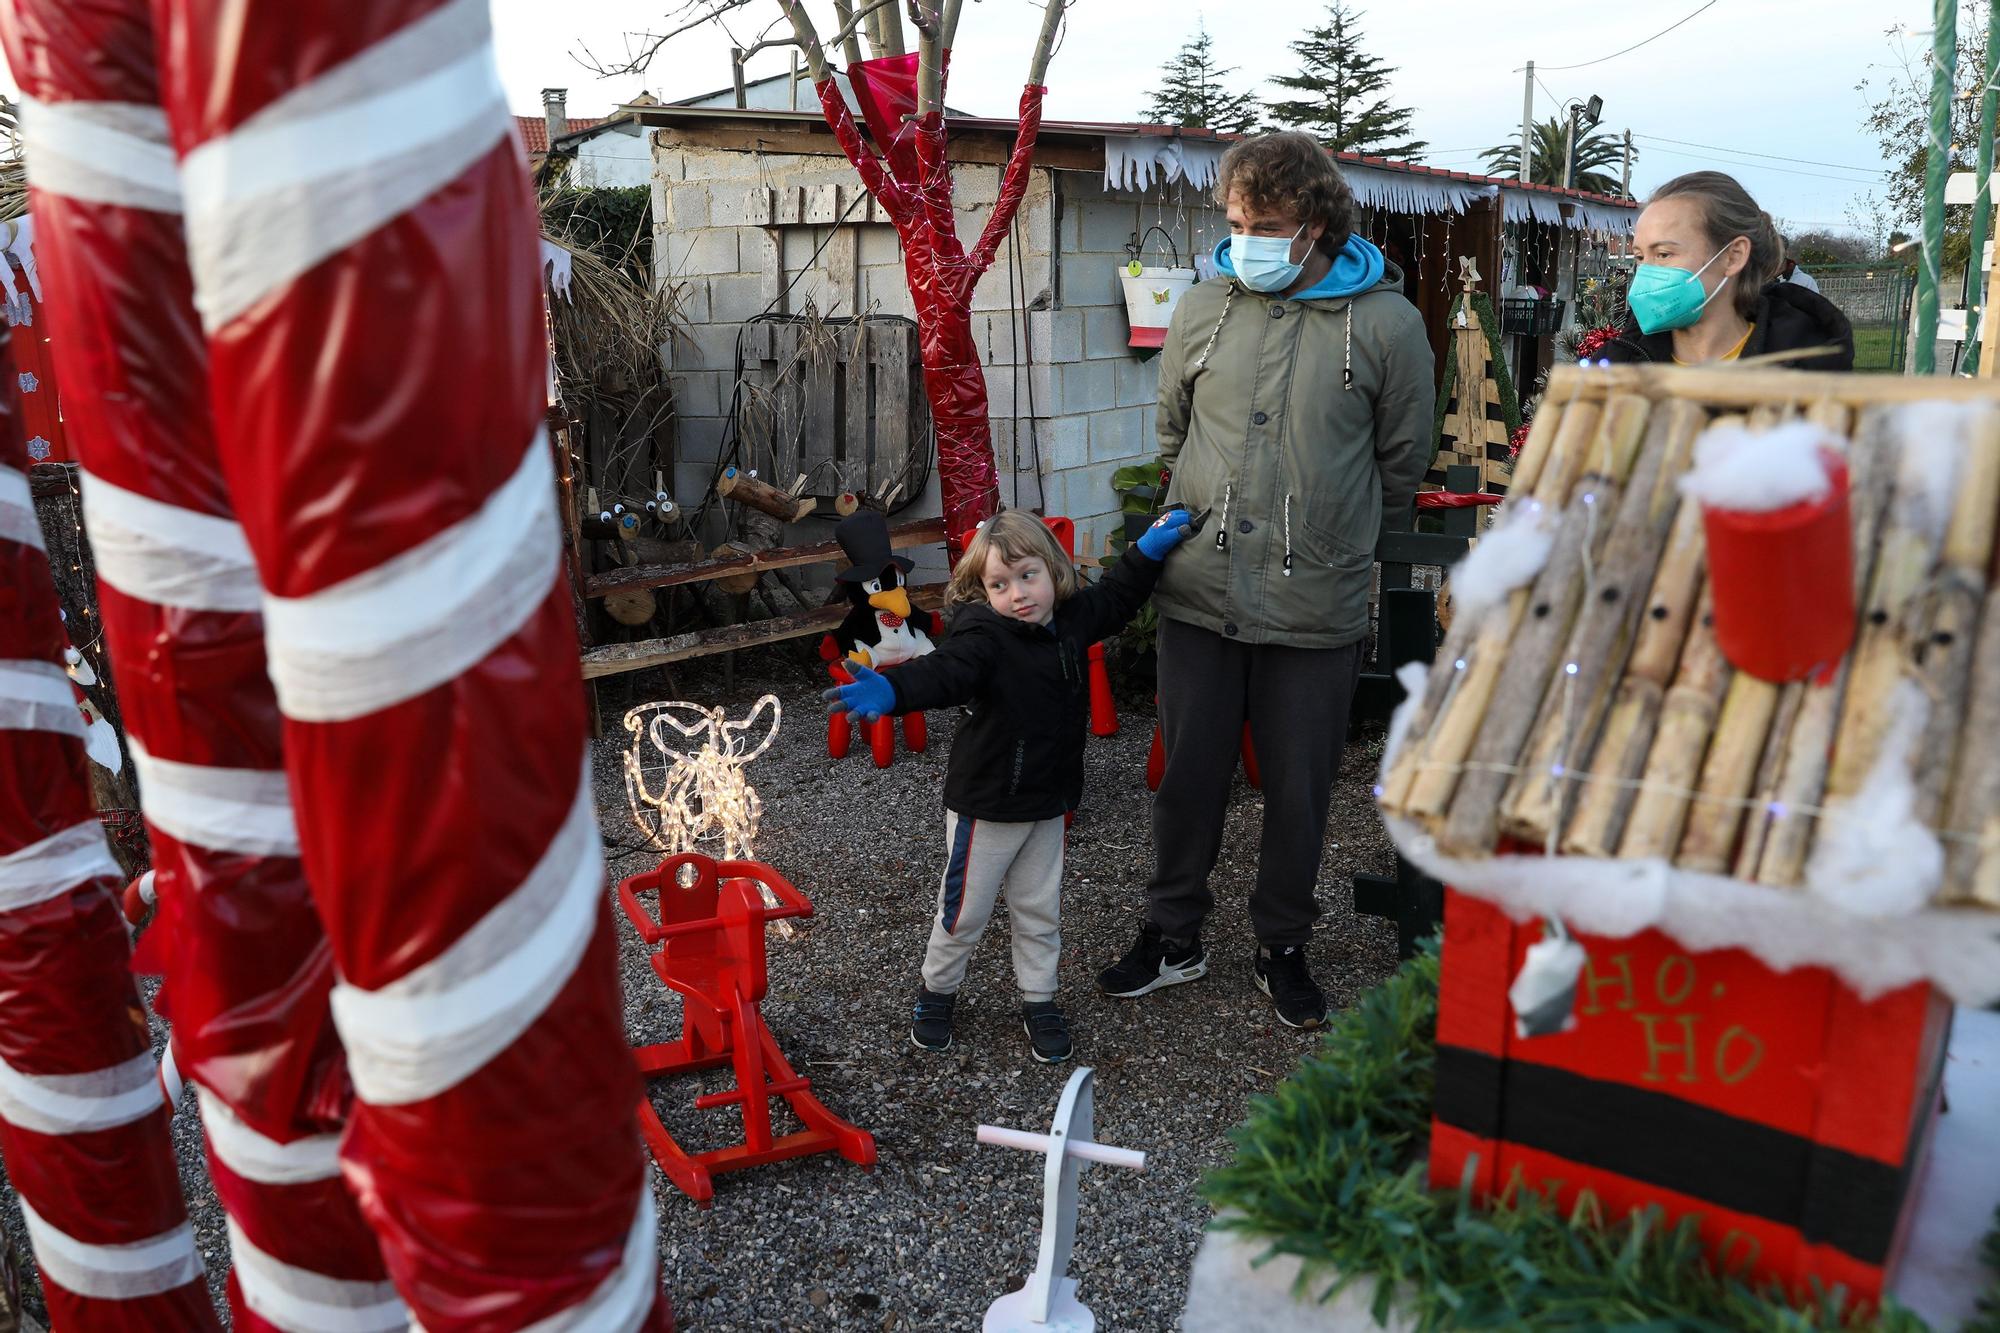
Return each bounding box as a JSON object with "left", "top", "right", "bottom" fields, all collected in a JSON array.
[{"left": 1429, "top": 889, "right": 1952, "bottom": 1307}]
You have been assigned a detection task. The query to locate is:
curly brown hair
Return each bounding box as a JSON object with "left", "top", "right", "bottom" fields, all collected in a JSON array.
[{"left": 1215, "top": 131, "right": 1355, "bottom": 254}]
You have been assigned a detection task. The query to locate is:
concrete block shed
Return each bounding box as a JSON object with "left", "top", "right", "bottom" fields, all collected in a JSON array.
[{"left": 630, "top": 101, "right": 1635, "bottom": 574}]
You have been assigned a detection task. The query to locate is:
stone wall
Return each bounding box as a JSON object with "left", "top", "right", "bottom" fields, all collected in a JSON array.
[{"left": 651, "top": 135, "right": 1229, "bottom": 564}]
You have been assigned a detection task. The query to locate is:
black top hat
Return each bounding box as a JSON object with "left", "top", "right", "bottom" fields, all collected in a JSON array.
[{"left": 834, "top": 509, "right": 914, "bottom": 583}]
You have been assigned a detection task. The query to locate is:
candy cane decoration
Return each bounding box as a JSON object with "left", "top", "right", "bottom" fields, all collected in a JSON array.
[
  {"left": 0, "top": 322, "right": 215, "bottom": 1325},
  {"left": 138, "top": 1, "right": 667, "bottom": 1326},
  {"left": 2, "top": 1, "right": 409, "bottom": 1327}
]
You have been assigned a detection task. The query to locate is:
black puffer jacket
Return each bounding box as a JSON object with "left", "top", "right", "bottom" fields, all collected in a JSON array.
[
  {"left": 1598, "top": 280, "right": 1855, "bottom": 370},
  {"left": 886, "top": 546, "right": 1161, "bottom": 822}
]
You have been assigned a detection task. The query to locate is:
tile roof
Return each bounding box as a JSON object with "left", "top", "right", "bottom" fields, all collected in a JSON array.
[{"left": 515, "top": 115, "right": 605, "bottom": 155}]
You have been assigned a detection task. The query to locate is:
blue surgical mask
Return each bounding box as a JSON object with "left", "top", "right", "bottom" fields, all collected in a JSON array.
[
  {"left": 1627, "top": 243, "right": 1737, "bottom": 335},
  {"left": 1230, "top": 224, "right": 1307, "bottom": 293}
]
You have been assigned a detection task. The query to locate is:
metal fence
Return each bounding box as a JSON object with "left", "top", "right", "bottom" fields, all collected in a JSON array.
[{"left": 1808, "top": 262, "right": 1916, "bottom": 372}]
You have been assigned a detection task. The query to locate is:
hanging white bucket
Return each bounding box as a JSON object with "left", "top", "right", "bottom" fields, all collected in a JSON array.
[
  {"left": 1120, "top": 226, "right": 1197, "bottom": 349},
  {"left": 1121, "top": 267, "right": 1197, "bottom": 348}
]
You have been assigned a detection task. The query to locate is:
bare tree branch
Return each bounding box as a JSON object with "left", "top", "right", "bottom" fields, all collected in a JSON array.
[
  {"left": 1025, "top": 0, "right": 1066, "bottom": 88},
  {"left": 831, "top": 0, "right": 865, "bottom": 65}
]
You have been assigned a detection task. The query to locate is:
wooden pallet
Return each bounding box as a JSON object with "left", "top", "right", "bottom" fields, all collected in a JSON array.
[{"left": 739, "top": 317, "right": 929, "bottom": 504}]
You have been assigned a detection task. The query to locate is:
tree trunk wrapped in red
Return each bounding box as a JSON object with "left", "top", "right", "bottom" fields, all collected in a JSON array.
[
  {"left": 0, "top": 332, "right": 217, "bottom": 1326},
  {"left": 136, "top": 1, "right": 668, "bottom": 1326},
  {"left": 814, "top": 59, "right": 1045, "bottom": 560},
  {"left": 2, "top": 1, "right": 408, "bottom": 1326}
]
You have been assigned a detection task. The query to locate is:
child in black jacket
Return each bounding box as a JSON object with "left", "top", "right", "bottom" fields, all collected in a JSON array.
[{"left": 826, "top": 507, "right": 1193, "bottom": 1061}]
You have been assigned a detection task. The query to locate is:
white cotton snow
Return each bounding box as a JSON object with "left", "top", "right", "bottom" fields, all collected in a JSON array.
[
  {"left": 1678, "top": 420, "right": 1840, "bottom": 514},
  {"left": 1446, "top": 501, "right": 1555, "bottom": 619},
  {"left": 1891, "top": 401, "right": 1979, "bottom": 542},
  {"left": 1381, "top": 661, "right": 1430, "bottom": 783},
  {"left": 1384, "top": 812, "right": 2000, "bottom": 1007},
  {"left": 1804, "top": 680, "right": 1944, "bottom": 919}
]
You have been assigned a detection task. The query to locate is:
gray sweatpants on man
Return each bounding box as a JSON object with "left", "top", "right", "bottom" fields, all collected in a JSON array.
[
  {"left": 921, "top": 810, "right": 1066, "bottom": 1002},
  {"left": 1146, "top": 615, "right": 1363, "bottom": 948}
]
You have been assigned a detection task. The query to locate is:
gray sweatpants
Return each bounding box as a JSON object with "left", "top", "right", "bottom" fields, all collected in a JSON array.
[
  {"left": 920, "top": 810, "right": 1066, "bottom": 1002},
  {"left": 1146, "top": 615, "right": 1363, "bottom": 948}
]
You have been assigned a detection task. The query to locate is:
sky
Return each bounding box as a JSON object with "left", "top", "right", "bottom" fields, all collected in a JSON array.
[{"left": 489, "top": 0, "right": 1944, "bottom": 239}]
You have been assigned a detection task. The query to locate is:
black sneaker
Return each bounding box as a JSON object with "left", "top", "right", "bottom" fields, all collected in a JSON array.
[
  {"left": 910, "top": 986, "right": 956, "bottom": 1051},
  {"left": 1255, "top": 944, "right": 1328, "bottom": 1029},
  {"left": 1097, "top": 922, "right": 1208, "bottom": 998},
  {"left": 1020, "top": 1001, "right": 1073, "bottom": 1063}
]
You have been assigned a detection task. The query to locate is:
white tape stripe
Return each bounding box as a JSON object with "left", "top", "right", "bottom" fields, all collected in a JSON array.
[
  {"left": 199, "top": 1095, "right": 341, "bottom": 1186},
  {"left": 0, "top": 660, "right": 85, "bottom": 738},
  {"left": 0, "top": 820, "right": 122, "bottom": 915},
  {"left": 332, "top": 760, "right": 600, "bottom": 1105},
  {"left": 227, "top": 1221, "right": 408, "bottom": 1333},
  {"left": 19, "top": 1200, "right": 201, "bottom": 1301},
  {"left": 0, "top": 659, "right": 76, "bottom": 710},
  {"left": 516, "top": 1192, "right": 657, "bottom": 1333},
  {"left": 20, "top": 96, "right": 181, "bottom": 213},
  {"left": 0, "top": 467, "right": 44, "bottom": 552},
  {"left": 263, "top": 431, "right": 560, "bottom": 723},
  {"left": 0, "top": 1049, "right": 163, "bottom": 1138},
  {"left": 80, "top": 470, "right": 263, "bottom": 613},
  {"left": 179, "top": 0, "right": 507, "bottom": 328},
  {"left": 130, "top": 741, "right": 298, "bottom": 858}
]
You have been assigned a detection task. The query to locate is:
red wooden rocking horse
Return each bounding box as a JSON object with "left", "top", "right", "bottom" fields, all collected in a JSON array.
[{"left": 618, "top": 852, "right": 876, "bottom": 1205}]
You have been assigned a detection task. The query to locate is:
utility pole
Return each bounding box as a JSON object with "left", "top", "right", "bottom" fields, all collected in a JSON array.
[
  {"left": 1520, "top": 61, "right": 1535, "bottom": 183},
  {"left": 1621, "top": 128, "right": 1633, "bottom": 197},
  {"left": 1561, "top": 108, "right": 1577, "bottom": 191}
]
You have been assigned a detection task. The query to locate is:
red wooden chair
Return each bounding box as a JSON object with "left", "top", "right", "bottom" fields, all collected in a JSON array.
[
  {"left": 822, "top": 647, "right": 927, "bottom": 767},
  {"left": 618, "top": 853, "right": 876, "bottom": 1205}
]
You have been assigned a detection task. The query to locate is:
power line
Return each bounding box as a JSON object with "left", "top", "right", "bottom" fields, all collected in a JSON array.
[
  {"left": 1536, "top": 0, "right": 1721, "bottom": 72},
  {"left": 1633, "top": 133, "right": 1888, "bottom": 176},
  {"left": 1636, "top": 142, "right": 1894, "bottom": 185}
]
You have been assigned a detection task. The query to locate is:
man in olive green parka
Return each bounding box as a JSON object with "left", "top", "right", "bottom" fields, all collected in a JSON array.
[{"left": 1097, "top": 132, "right": 1435, "bottom": 1028}]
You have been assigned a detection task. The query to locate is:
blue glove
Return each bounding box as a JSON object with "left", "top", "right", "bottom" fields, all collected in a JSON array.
[
  {"left": 1136, "top": 507, "right": 1195, "bottom": 561},
  {"left": 823, "top": 662, "right": 896, "bottom": 722}
]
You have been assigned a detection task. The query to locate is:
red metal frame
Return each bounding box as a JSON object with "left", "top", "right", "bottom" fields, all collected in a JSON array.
[{"left": 618, "top": 854, "right": 876, "bottom": 1206}]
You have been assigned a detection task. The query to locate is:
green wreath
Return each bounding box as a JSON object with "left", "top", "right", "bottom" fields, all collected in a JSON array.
[{"left": 1201, "top": 943, "right": 1998, "bottom": 1331}]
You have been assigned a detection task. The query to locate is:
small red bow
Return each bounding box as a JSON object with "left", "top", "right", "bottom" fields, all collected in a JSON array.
[{"left": 878, "top": 612, "right": 906, "bottom": 629}]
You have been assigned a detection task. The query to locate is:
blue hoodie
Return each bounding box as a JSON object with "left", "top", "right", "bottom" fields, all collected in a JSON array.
[{"left": 1211, "top": 233, "right": 1387, "bottom": 300}]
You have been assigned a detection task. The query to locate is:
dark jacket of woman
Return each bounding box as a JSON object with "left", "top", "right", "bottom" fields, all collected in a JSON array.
[{"left": 1597, "top": 280, "right": 1855, "bottom": 370}]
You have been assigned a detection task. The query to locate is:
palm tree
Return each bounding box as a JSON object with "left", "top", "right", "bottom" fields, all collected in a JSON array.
[{"left": 1481, "top": 115, "right": 1631, "bottom": 197}]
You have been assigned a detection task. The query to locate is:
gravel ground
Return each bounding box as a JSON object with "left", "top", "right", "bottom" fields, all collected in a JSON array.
[{"left": 0, "top": 647, "right": 1402, "bottom": 1332}]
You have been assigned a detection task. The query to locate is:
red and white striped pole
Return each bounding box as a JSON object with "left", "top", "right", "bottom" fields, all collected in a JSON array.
[
  {"left": 2, "top": 2, "right": 407, "bottom": 1327},
  {"left": 0, "top": 331, "right": 216, "bottom": 1325},
  {"left": 144, "top": 2, "right": 668, "bottom": 1327}
]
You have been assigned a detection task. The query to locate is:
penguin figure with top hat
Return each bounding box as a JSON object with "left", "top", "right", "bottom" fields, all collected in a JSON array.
[{"left": 833, "top": 508, "right": 940, "bottom": 669}]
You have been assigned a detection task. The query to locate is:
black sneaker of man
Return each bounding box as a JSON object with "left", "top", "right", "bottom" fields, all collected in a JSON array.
[
  {"left": 1020, "top": 1000, "right": 1073, "bottom": 1063},
  {"left": 1096, "top": 922, "right": 1209, "bottom": 998},
  {"left": 910, "top": 985, "right": 957, "bottom": 1051},
  {"left": 1254, "top": 944, "right": 1329, "bottom": 1029}
]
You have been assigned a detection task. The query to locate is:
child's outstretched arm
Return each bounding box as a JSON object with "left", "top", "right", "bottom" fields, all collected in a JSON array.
[
  {"left": 1065, "top": 509, "right": 1194, "bottom": 645},
  {"left": 823, "top": 618, "right": 1000, "bottom": 721}
]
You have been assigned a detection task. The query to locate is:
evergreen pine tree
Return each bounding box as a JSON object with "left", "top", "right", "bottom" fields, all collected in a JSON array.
[
  {"left": 1143, "top": 26, "right": 1263, "bottom": 135},
  {"left": 1266, "top": 3, "right": 1426, "bottom": 158}
]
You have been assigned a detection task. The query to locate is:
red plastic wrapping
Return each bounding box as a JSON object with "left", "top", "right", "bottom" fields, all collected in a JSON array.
[
  {"left": 1701, "top": 452, "right": 1855, "bottom": 684},
  {"left": 140, "top": 2, "right": 668, "bottom": 1327},
  {"left": 3, "top": 0, "right": 405, "bottom": 1325},
  {"left": 815, "top": 62, "right": 1053, "bottom": 562},
  {"left": 0, "top": 322, "right": 218, "bottom": 1326}
]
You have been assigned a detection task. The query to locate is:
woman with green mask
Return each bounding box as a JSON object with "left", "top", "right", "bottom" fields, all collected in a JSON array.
[{"left": 1601, "top": 171, "right": 1853, "bottom": 369}]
